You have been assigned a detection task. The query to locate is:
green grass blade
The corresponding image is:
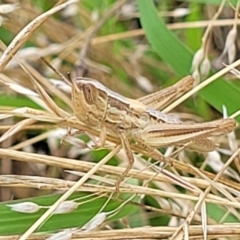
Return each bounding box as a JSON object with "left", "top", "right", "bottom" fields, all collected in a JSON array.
[
  {"left": 138, "top": 0, "right": 192, "bottom": 76},
  {"left": 0, "top": 193, "right": 138, "bottom": 235},
  {"left": 137, "top": 0, "right": 240, "bottom": 121}
]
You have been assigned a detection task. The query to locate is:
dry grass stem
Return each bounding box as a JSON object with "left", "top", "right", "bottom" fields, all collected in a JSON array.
[{"left": 0, "top": 1, "right": 239, "bottom": 239}]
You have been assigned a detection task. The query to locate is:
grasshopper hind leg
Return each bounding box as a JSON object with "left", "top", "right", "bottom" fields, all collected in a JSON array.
[
  {"left": 134, "top": 141, "right": 173, "bottom": 166},
  {"left": 115, "top": 134, "right": 174, "bottom": 193}
]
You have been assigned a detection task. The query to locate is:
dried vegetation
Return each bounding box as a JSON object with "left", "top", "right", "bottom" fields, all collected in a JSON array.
[{"left": 0, "top": 0, "right": 240, "bottom": 239}]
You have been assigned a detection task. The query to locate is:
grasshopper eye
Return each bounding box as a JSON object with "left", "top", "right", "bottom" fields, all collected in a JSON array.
[{"left": 82, "top": 84, "right": 97, "bottom": 104}]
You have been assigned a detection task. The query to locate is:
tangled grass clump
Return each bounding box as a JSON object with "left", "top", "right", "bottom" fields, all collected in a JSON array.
[{"left": 0, "top": 1, "right": 240, "bottom": 239}]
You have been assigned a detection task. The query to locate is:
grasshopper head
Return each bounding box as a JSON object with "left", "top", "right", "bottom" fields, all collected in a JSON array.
[{"left": 72, "top": 78, "right": 108, "bottom": 126}]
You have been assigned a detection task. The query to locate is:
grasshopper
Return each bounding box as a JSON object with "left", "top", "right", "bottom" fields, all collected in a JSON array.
[{"left": 70, "top": 76, "right": 236, "bottom": 192}]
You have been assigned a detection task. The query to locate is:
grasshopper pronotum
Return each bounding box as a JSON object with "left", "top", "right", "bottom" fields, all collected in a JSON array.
[{"left": 69, "top": 75, "right": 236, "bottom": 192}]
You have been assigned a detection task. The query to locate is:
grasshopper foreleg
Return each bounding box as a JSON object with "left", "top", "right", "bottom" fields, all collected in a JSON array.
[
  {"left": 84, "top": 125, "right": 108, "bottom": 149},
  {"left": 115, "top": 130, "right": 135, "bottom": 193}
]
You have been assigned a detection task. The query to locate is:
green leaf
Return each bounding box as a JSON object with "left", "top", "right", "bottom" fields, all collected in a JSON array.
[
  {"left": 181, "top": 0, "right": 237, "bottom": 4},
  {"left": 138, "top": 0, "right": 192, "bottom": 76},
  {"left": 0, "top": 192, "right": 138, "bottom": 235},
  {"left": 207, "top": 203, "right": 238, "bottom": 222},
  {"left": 199, "top": 79, "right": 240, "bottom": 122},
  {"left": 137, "top": 0, "right": 240, "bottom": 122},
  {"left": 0, "top": 95, "right": 41, "bottom": 109}
]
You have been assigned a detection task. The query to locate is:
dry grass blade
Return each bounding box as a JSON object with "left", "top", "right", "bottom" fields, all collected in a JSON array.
[
  {"left": 18, "top": 61, "right": 70, "bottom": 118},
  {"left": 0, "top": 78, "right": 38, "bottom": 97},
  {"left": 0, "top": 0, "right": 78, "bottom": 71},
  {"left": 0, "top": 107, "right": 62, "bottom": 122},
  {"left": 19, "top": 145, "right": 121, "bottom": 240},
  {"left": 0, "top": 148, "right": 240, "bottom": 209},
  {"left": 0, "top": 118, "right": 36, "bottom": 143},
  {"left": 0, "top": 1, "right": 239, "bottom": 239},
  {"left": 171, "top": 148, "right": 240, "bottom": 239},
  {"left": 29, "top": 77, "right": 69, "bottom": 118},
  {"left": 1, "top": 225, "right": 240, "bottom": 239},
  {"left": 19, "top": 60, "right": 72, "bottom": 107}
]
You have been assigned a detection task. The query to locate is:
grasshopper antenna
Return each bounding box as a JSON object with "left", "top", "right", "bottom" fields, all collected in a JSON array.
[
  {"left": 67, "top": 71, "right": 79, "bottom": 90},
  {"left": 66, "top": 72, "right": 73, "bottom": 83},
  {"left": 40, "top": 56, "right": 72, "bottom": 85}
]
